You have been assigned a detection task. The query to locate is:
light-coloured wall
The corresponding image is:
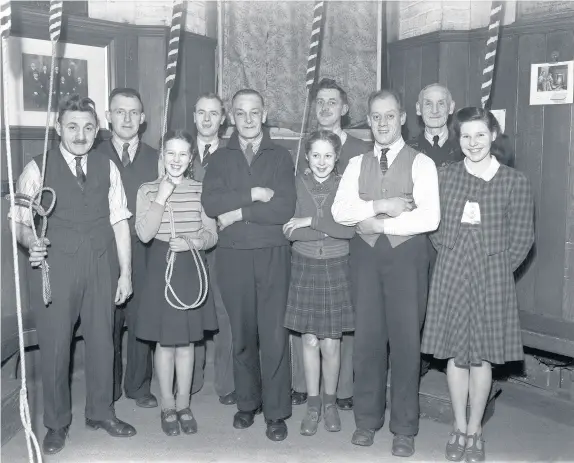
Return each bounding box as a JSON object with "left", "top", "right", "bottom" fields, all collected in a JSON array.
[
  {"left": 87, "top": 0, "right": 209, "bottom": 36},
  {"left": 387, "top": 0, "right": 517, "bottom": 42}
]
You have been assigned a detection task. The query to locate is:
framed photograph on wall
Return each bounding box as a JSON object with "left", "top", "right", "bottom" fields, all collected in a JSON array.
[
  {"left": 530, "top": 61, "right": 574, "bottom": 106},
  {"left": 5, "top": 36, "right": 110, "bottom": 126}
]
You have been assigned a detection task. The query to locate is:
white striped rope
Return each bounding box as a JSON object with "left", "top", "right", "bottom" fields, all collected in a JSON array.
[{"left": 481, "top": 1, "right": 504, "bottom": 109}]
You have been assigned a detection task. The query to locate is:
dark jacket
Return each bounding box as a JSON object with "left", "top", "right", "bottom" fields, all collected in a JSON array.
[{"left": 201, "top": 131, "right": 296, "bottom": 249}]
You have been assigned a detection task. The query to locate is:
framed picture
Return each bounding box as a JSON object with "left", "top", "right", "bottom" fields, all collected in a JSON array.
[
  {"left": 529, "top": 61, "right": 574, "bottom": 106},
  {"left": 4, "top": 36, "right": 110, "bottom": 126}
]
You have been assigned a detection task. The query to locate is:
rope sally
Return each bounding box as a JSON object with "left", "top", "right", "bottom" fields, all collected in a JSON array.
[
  {"left": 161, "top": 0, "right": 209, "bottom": 310},
  {"left": 481, "top": 1, "right": 504, "bottom": 109},
  {"left": 294, "top": 1, "right": 325, "bottom": 174},
  {"left": 2, "top": 0, "right": 43, "bottom": 461}
]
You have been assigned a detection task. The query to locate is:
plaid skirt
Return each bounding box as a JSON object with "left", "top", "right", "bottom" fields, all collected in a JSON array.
[{"left": 284, "top": 251, "right": 354, "bottom": 339}]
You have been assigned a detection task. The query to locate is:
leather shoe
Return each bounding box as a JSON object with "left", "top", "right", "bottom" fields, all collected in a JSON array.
[
  {"left": 233, "top": 406, "right": 262, "bottom": 429},
  {"left": 219, "top": 391, "right": 237, "bottom": 405},
  {"left": 161, "top": 409, "right": 180, "bottom": 436},
  {"left": 85, "top": 417, "right": 137, "bottom": 437},
  {"left": 266, "top": 419, "right": 288, "bottom": 441},
  {"left": 351, "top": 428, "right": 375, "bottom": 446},
  {"left": 133, "top": 393, "right": 158, "bottom": 408},
  {"left": 43, "top": 427, "right": 68, "bottom": 455},
  {"left": 336, "top": 396, "right": 353, "bottom": 410},
  {"left": 392, "top": 434, "right": 415, "bottom": 457},
  {"left": 291, "top": 390, "right": 307, "bottom": 406},
  {"left": 177, "top": 408, "right": 198, "bottom": 434}
]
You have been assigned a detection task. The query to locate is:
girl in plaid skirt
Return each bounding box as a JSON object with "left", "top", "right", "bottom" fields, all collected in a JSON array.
[
  {"left": 421, "top": 108, "right": 534, "bottom": 462},
  {"left": 283, "top": 131, "right": 355, "bottom": 437}
]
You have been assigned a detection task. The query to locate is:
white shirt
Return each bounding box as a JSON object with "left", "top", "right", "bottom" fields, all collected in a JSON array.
[
  {"left": 461, "top": 156, "right": 501, "bottom": 224},
  {"left": 9, "top": 144, "right": 132, "bottom": 227},
  {"left": 330, "top": 127, "right": 348, "bottom": 146},
  {"left": 111, "top": 135, "right": 139, "bottom": 163},
  {"left": 197, "top": 138, "right": 219, "bottom": 161},
  {"left": 424, "top": 127, "right": 448, "bottom": 148},
  {"left": 332, "top": 137, "right": 440, "bottom": 236}
]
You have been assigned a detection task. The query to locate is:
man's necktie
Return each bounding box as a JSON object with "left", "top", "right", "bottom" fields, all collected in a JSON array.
[
  {"left": 201, "top": 144, "right": 211, "bottom": 168},
  {"left": 380, "top": 148, "right": 390, "bottom": 174},
  {"left": 121, "top": 142, "right": 130, "bottom": 167},
  {"left": 244, "top": 143, "right": 255, "bottom": 166},
  {"left": 75, "top": 156, "right": 86, "bottom": 190},
  {"left": 432, "top": 135, "right": 440, "bottom": 147}
]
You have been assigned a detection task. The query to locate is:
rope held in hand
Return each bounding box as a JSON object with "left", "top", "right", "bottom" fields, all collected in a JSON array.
[{"left": 164, "top": 202, "right": 209, "bottom": 310}]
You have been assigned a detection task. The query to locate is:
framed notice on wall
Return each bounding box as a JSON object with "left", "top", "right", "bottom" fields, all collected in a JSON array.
[{"left": 530, "top": 61, "right": 574, "bottom": 106}]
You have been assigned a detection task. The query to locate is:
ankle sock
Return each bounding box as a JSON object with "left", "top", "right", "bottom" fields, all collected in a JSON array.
[
  {"left": 323, "top": 393, "right": 336, "bottom": 407},
  {"left": 307, "top": 395, "right": 322, "bottom": 410}
]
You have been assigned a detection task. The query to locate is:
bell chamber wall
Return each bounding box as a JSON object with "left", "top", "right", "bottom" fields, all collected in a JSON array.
[{"left": 388, "top": 15, "right": 574, "bottom": 356}]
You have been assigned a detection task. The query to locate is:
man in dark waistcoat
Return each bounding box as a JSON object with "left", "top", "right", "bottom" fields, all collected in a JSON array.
[
  {"left": 9, "top": 95, "right": 136, "bottom": 455},
  {"left": 202, "top": 89, "right": 296, "bottom": 441},
  {"left": 189, "top": 93, "right": 236, "bottom": 405},
  {"left": 332, "top": 90, "right": 440, "bottom": 455},
  {"left": 95, "top": 88, "right": 159, "bottom": 409},
  {"left": 292, "top": 78, "right": 370, "bottom": 411}
]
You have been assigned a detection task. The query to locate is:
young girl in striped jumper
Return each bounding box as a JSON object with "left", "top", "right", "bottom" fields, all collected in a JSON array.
[
  {"left": 135, "top": 130, "right": 218, "bottom": 436},
  {"left": 421, "top": 108, "right": 534, "bottom": 462},
  {"left": 283, "top": 130, "right": 355, "bottom": 436}
]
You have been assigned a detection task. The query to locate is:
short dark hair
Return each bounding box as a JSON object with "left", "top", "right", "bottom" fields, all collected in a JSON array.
[
  {"left": 231, "top": 89, "right": 264, "bottom": 107},
  {"left": 57, "top": 94, "right": 98, "bottom": 124},
  {"left": 160, "top": 129, "right": 196, "bottom": 179},
  {"left": 367, "top": 89, "right": 404, "bottom": 114},
  {"left": 305, "top": 130, "right": 342, "bottom": 160},
  {"left": 313, "top": 78, "right": 348, "bottom": 106},
  {"left": 108, "top": 87, "right": 144, "bottom": 112},
  {"left": 194, "top": 92, "right": 225, "bottom": 114},
  {"left": 453, "top": 107, "right": 500, "bottom": 139}
]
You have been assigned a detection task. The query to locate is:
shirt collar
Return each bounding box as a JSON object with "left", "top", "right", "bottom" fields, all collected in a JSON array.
[
  {"left": 424, "top": 127, "right": 449, "bottom": 147},
  {"left": 197, "top": 138, "right": 219, "bottom": 159},
  {"left": 112, "top": 134, "right": 139, "bottom": 158},
  {"left": 330, "top": 127, "right": 348, "bottom": 146},
  {"left": 238, "top": 132, "right": 263, "bottom": 154},
  {"left": 464, "top": 155, "right": 500, "bottom": 181},
  {"left": 374, "top": 137, "right": 405, "bottom": 163},
  {"left": 59, "top": 143, "right": 87, "bottom": 165}
]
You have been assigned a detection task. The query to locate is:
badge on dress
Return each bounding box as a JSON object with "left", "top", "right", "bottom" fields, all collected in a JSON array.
[{"left": 462, "top": 201, "right": 481, "bottom": 224}]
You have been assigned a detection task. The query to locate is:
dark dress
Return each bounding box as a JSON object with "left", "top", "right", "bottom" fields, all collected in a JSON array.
[{"left": 421, "top": 161, "right": 534, "bottom": 366}]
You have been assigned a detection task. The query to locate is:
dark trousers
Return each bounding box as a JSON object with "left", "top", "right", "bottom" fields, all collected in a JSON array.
[
  {"left": 35, "top": 242, "right": 117, "bottom": 430},
  {"left": 291, "top": 332, "right": 354, "bottom": 399},
  {"left": 216, "top": 246, "right": 292, "bottom": 421},
  {"left": 191, "top": 249, "right": 235, "bottom": 397},
  {"left": 350, "top": 235, "right": 428, "bottom": 435},
  {"left": 113, "top": 239, "right": 153, "bottom": 400}
]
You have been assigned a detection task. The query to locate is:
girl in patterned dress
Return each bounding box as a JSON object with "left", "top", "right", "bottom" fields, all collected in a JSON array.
[
  {"left": 283, "top": 130, "right": 355, "bottom": 436},
  {"left": 421, "top": 108, "right": 534, "bottom": 462},
  {"left": 135, "top": 130, "right": 218, "bottom": 437}
]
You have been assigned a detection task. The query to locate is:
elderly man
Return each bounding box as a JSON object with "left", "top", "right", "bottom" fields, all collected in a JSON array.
[
  {"left": 189, "top": 92, "right": 236, "bottom": 406},
  {"left": 202, "top": 89, "right": 296, "bottom": 441},
  {"left": 10, "top": 95, "right": 137, "bottom": 455},
  {"left": 332, "top": 89, "right": 439, "bottom": 455}
]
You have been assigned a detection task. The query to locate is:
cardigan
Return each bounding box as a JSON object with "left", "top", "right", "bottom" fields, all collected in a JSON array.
[
  {"left": 287, "top": 173, "right": 355, "bottom": 259},
  {"left": 201, "top": 131, "right": 296, "bottom": 249}
]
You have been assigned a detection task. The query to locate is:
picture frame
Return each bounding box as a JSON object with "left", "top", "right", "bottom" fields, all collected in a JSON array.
[
  {"left": 529, "top": 61, "right": 574, "bottom": 106},
  {"left": 4, "top": 36, "right": 110, "bottom": 127}
]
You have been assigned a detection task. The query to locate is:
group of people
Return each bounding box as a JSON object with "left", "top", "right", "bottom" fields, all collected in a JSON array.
[{"left": 9, "top": 77, "right": 534, "bottom": 463}]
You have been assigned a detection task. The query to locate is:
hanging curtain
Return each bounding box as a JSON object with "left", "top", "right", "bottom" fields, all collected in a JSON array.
[{"left": 222, "top": 1, "right": 379, "bottom": 130}]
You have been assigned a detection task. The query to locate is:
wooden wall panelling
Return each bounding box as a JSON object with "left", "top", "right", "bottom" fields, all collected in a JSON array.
[
  {"left": 420, "top": 41, "right": 440, "bottom": 89},
  {"left": 513, "top": 33, "right": 546, "bottom": 315},
  {"left": 403, "top": 45, "right": 422, "bottom": 139},
  {"left": 535, "top": 30, "right": 573, "bottom": 320},
  {"left": 388, "top": 46, "right": 406, "bottom": 137},
  {"left": 565, "top": 97, "right": 574, "bottom": 321},
  {"left": 125, "top": 34, "right": 139, "bottom": 90},
  {"left": 138, "top": 35, "right": 167, "bottom": 148},
  {"left": 439, "top": 41, "right": 470, "bottom": 109},
  {"left": 467, "top": 38, "right": 484, "bottom": 108}
]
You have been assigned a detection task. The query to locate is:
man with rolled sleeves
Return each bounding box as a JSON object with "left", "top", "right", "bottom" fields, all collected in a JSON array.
[
  {"left": 10, "top": 95, "right": 137, "bottom": 455},
  {"left": 189, "top": 92, "right": 236, "bottom": 405},
  {"left": 332, "top": 89, "right": 439, "bottom": 455},
  {"left": 202, "top": 89, "right": 296, "bottom": 441},
  {"left": 292, "top": 78, "right": 369, "bottom": 411},
  {"left": 97, "top": 88, "right": 159, "bottom": 409}
]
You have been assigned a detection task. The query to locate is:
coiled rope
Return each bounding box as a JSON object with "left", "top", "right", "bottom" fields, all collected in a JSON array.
[{"left": 160, "top": 0, "right": 209, "bottom": 310}]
